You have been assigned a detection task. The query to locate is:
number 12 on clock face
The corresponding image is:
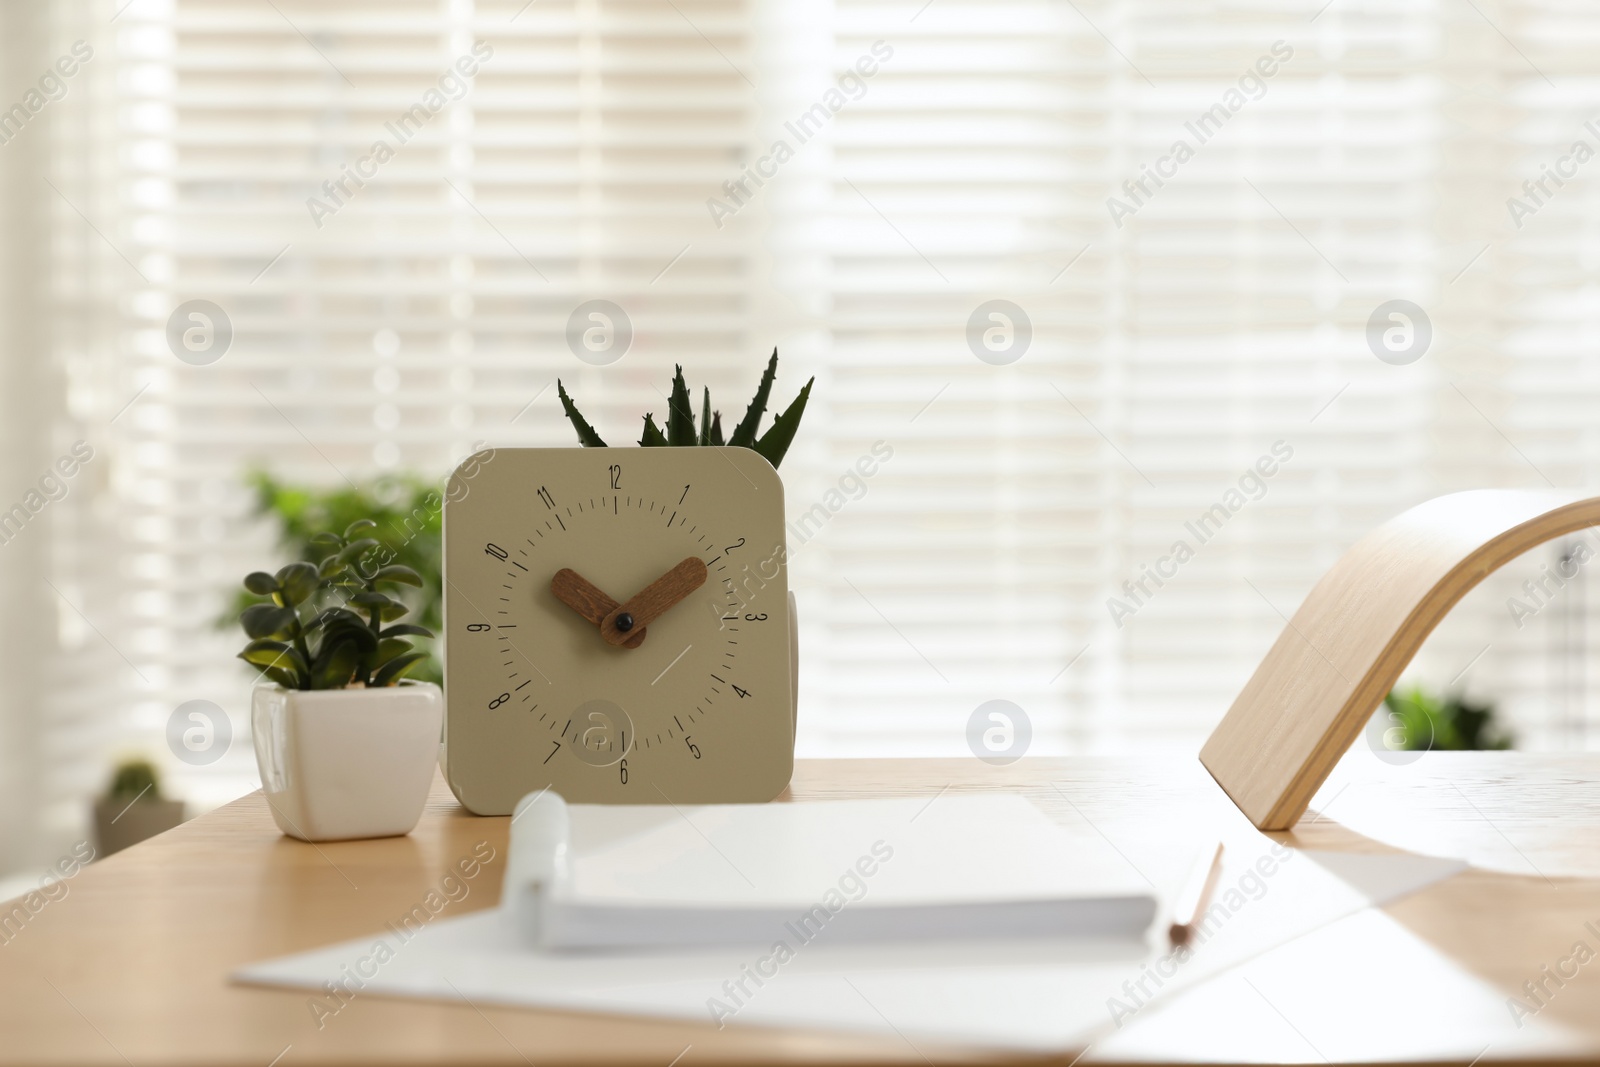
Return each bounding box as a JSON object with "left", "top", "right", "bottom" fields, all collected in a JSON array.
[{"left": 440, "top": 447, "right": 796, "bottom": 813}]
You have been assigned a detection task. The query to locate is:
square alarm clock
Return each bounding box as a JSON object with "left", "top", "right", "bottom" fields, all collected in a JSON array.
[{"left": 441, "top": 447, "right": 796, "bottom": 813}]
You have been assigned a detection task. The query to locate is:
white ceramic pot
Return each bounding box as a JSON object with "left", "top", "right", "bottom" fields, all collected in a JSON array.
[{"left": 251, "top": 681, "right": 443, "bottom": 842}]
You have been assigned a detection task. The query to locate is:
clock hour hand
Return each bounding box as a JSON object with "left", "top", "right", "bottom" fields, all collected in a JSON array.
[
  {"left": 600, "top": 557, "right": 709, "bottom": 647},
  {"left": 551, "top": 569, "right": 646, "bottom": 648}
]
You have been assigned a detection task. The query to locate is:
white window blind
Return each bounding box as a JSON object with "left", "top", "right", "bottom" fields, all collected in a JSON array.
[
  {"left": 12, "top": 0, "right": 1600, "bottom": 861},
  {"left": 50, "top": 0, "right": 773, "bottom": 827}
]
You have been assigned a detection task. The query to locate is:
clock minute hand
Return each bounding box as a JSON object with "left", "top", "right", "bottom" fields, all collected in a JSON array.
[
  {"left": 600, "top": 557, "right": 709, "bottom": 647},
  {"left": 550, "top": 568, "right": 646, "bottom": 648}
]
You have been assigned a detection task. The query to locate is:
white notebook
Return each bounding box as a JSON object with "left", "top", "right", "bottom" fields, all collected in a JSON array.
[{"left": 505, "top": 791, "right": 1157, "bottom": 949}]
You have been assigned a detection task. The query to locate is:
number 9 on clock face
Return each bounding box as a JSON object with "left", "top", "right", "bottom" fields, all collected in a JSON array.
[{"left": 441, "top": 447, "right": 796, "bottom": 813}]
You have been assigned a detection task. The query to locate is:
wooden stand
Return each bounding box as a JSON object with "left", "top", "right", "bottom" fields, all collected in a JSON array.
[{"left": 1201, "top": 488, "right": 1600, "bottom": 830}]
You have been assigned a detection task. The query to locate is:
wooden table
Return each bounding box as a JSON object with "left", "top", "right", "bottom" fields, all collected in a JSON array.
[{"left": 3, "top": 753, "right": 1599, "bottom": 1066}]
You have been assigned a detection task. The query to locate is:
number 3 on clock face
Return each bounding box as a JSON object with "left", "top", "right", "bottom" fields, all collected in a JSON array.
[{"left": 441, "top": 447, "right": 796, "bottom": 813}]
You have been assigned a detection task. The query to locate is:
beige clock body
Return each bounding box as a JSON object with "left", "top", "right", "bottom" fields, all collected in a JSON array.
[{"left": 441, "top": 447, "right": 795, "bottom": 814}]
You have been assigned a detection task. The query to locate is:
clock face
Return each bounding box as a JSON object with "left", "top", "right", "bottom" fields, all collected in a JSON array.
[{"left": 442, "top": 447, "right": 794, "bottom": 813}]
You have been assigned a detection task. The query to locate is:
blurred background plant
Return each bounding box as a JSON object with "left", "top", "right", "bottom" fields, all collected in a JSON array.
[
  {"left": 94, "top": 756, "right": 184, "bottom": 856},
  {"left": 1381, "top": 685, "right": 1515, "bottom": 751},
  {"left": 222, "top": 471, "right": 443, "bottom": 684},
  {"left": 104, "top": 758, "right": 164, "bottom": 803}
]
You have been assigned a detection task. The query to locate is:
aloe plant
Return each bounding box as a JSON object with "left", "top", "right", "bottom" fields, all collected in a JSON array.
[
  {"left": 558, "top": 350, "right": 813, "bottom": 468},
  {"left": 237, "top": 520, "right": 434, "bottom": 689}
]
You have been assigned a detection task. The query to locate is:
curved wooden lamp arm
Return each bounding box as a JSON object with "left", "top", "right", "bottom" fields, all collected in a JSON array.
[{"left": 1201, "top": 489, "right": 1600, "bottom": 830}]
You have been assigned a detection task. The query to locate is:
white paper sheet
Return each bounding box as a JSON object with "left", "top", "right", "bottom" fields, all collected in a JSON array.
[
  {"left": 1093, "top": 906, "right": 1592, "bottom": 1062},
  {"left": 236, "top": 842, "right": 1464, "bottom": 1053}
]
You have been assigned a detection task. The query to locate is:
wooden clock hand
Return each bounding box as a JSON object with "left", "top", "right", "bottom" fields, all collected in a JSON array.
[
  {"left": 600, "top": 557, "right": 709, "bottom": 647},
  {"left": 550, "top": 569, "right": 646, "bottom": 648}
]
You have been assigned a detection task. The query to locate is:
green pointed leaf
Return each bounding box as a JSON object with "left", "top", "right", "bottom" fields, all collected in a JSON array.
[
  {"left": 728, "top": 349, "right": 778, "bottom": 448},
  {"left": 698, "top": 387, "right": 712, "bottom": 446},
  {"left": 307, "top": 607, "right": 366, "bottom": 632},
  {"left": 337, "top": 537, "right": 381, "bottom": 564},
  {"left": 666, "top": 365, "right": 696, "bottom": 446},
  {"left": 343, "top": 519, "right": 377, "bottom": 540},
  {"left": 373, "top": 651, "right": 428, "bottom": 687},
  {"left": 349, "top": 591, "right": 409, "bottom": 624},
  {"left": 239, "top": 639, "right": 309, "bottom": 678},
  {"left": 709, "top": 410, "right": 725, "bottom": 446},
  {"left": 257, "top": 664, "right": 302, "bottom": 690},
  {"left": 374, "top": 637, "right": 412, "bottom": 667},
  {"left": 318, "top": 622, "right": 378, "bottom": 653},
  {"left": 311, "top": 638, "right": 361, "bottom": 690},
  {"left": 751, "top": 376, "right": 812, "bottom": 469},
  {"left": 274, "top": 562, "right": 320, "bottom": 606},
  {"left": 318, "top": 554, "right": 350, "bottom": 578},
  {"left": 638, "top": 413, "right": 668, "bottom": 447},
  {"left": 372, "top": 564, "right": 422, "bottom": 586},
  {"left": 380, "top": 623, "right": 434, "bottom": 640},
  {"left": 558, "top": 380, "right": 607, "bottom": 447},
  {"left": 308, "top": 532, "right": 342, "bottom": 548},
  {"left": 241, "top": 603, "right": 297, "bottom": 640},
  {"left": 243, "top": 571, "right": 278, "bottom": 596}
]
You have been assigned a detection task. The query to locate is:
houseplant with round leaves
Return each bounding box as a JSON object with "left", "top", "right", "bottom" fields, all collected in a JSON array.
[
  {"left": 221, "top": 472, "right": 444, "bottom": 684},
  {"left": 241, "top": 520, "right": 443, "bottom": 842}
]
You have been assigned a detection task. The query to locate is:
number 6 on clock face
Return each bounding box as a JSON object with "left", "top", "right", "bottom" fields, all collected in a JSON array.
[{"left": 441, "top": 447, "right": 797, "bottom": 813}]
